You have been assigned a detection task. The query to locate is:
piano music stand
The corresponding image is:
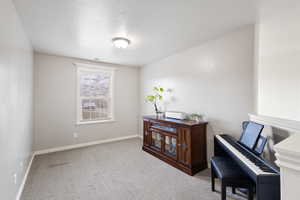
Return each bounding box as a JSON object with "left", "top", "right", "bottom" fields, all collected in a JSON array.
[{"left": 239, "top": 121, "right": 264, "bottom": 150}]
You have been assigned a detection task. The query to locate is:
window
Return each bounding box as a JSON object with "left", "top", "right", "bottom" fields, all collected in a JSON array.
[{"left": 76, "top": 64, "right": 114, "bottom": 124}]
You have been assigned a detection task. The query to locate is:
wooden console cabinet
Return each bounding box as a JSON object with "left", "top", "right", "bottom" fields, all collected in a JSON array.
[{"left": 142, "top": 116, "right": 208, "bottom": 175}]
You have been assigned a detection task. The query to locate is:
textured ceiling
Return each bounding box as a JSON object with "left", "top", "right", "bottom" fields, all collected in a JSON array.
[{"left": 13, "top": 0, "right": 258, "bottom": 66}]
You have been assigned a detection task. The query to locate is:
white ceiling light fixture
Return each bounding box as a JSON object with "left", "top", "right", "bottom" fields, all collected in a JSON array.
[{"left": 112, "top": 37, "right": 130, "bottom": 49}]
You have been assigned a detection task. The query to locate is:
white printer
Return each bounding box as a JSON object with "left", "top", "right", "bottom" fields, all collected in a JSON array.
[{"left": 165, "top": 111, "right": 186, "bottom": 120}]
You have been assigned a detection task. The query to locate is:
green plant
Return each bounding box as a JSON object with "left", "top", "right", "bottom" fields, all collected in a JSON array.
[
  {"left": 146, "top": 87, "right": 165, "bottom": 114},
  {"left": 190, "top": 113, "right": 202, "bottom": 118},
  {"left": 188, "top": 113, "right": 202, "bottom": 121}
]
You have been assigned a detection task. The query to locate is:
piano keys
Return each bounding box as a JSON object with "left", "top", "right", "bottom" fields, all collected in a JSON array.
[{"left": 214, "top": 134, "right": 280, "bottom": 200}]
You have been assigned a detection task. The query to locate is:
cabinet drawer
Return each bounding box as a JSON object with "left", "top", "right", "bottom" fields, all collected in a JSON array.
[{"left": 150, "top": 123, "right": 177, "bottom": 134}]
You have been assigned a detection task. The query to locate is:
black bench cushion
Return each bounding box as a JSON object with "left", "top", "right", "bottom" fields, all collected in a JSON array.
[{"left": 211, "top": 156, "right": 248, "bottom": 179}]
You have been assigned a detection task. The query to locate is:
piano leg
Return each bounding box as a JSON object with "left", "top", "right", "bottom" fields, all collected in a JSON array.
[
  {"left": 248, "top": 185, "right": 254, "bottom": 200},
  {"left": 211, "top": 168, "right": 215, "bottom": 192},
  {"left": 232, "top": 187, "right": 236, "bottom": 194},
  {"left": 221, "top": 180, "right": 226, "bottom": 200}
]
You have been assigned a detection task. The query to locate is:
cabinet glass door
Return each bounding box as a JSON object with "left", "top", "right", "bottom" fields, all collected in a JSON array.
[
  {"left": 165, "top": 135, "right": 177, "bottom": 157},
  {"left": 151, "top": 131, "right": 162, "bottom": 150}
]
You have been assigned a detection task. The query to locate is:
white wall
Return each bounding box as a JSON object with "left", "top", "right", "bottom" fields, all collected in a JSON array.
[
  {"left": 34, "top": 53, "right": 140, "bottom": 150},
  {"left": 140, "top": 25, "right": 255, "bottom": 160},
  {"left": 256, "top": 0, "right": 300, "bottom": 121},
  {"left": 0, "top": 0, "right": 34, "bottom": 199}
]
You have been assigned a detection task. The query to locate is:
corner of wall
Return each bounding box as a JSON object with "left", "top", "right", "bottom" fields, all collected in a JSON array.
[{"left": 253, "top": 23, "right": 260, "bottom": 115}]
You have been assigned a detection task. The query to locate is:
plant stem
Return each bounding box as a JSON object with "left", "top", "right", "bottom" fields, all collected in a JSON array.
[{"left": 154, "top": 103, "right": 158, "bottom": 113}]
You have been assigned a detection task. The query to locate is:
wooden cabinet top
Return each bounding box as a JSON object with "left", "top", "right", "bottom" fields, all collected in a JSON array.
[{"left": 143, "top": 115, "right": 208, "bottom": 127}]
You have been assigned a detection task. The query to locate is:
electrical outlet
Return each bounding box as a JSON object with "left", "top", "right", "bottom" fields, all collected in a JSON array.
[
  {"left": 73, "top": 132, "right": 78, "bottom": 138},
  {"left": 13, "top": 173, "right": 17, "bottom": 185}
]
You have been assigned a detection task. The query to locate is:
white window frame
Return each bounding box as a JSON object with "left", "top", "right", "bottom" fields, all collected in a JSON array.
[{"left": 76, "top": 63, "right": 115, "bottom": 125}]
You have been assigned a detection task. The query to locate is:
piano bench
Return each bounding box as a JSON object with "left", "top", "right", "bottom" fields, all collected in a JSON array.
[{"left": 211, "top": 156, "right": 254, "bottom": 200}]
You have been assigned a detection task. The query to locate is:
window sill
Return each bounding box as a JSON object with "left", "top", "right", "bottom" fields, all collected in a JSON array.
[{"left": 76, "top": 119, "right": 116, "bottom": 125}]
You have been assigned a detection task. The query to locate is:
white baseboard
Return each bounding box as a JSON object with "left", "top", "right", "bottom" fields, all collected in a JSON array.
[
  {"left": 35, "top": 135, "right": 139, "bottom": 155},
  {"left": 137, "top": 135, "right": 143, "bottom": 139},
  {"left": 16, "top": 153, "right": 35, "bottom": 200}
]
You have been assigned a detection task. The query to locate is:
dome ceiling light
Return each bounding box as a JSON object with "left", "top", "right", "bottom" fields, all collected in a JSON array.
[{"left": 112, "top": 37, "right": 130, "bottom": 49}]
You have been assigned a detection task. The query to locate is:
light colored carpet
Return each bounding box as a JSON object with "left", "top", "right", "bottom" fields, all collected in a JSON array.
[{"left": 21, "top": 138, "right": 247, "bottom": 200}]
